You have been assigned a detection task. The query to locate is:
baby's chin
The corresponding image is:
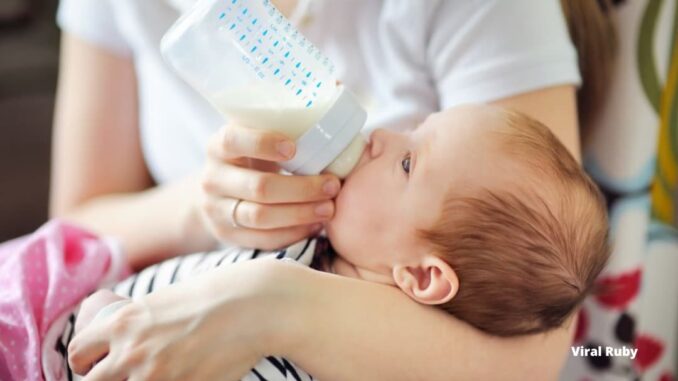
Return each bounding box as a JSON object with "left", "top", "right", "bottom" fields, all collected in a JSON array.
[
  {"left": 324, "top": 189, "right": 351, "bottom": 240},
  {"left": 324, "top": 205, "right": 342, "bottom": 241},
  {"left": 325, "top": 166, "right": 373, "bottom": 244}
]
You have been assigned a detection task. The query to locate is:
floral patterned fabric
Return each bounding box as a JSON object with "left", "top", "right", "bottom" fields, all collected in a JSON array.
[{"left": 561, "top": 0, "right": 678, "bottom": 380}]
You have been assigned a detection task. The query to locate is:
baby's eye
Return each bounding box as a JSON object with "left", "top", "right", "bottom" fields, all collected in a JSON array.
[{"left": 401, "top": 153, "right": 411, "bottom": 174}]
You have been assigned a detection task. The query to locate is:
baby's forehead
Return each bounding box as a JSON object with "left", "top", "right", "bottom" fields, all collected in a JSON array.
[
  {"left": 413, "top": 105, "right": 508, "bottom": 160},
  {"left": 420, "top": 104, "right": 507, "bottom": 138},
  {"left": 419, "top": 106, "right": 536, "bottom": 192},
  {"left": 410, "top": 107, "right": 508, "bottom": 193}
]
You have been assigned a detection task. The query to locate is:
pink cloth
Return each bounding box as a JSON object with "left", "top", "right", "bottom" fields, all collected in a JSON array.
[{"left": 0, "top": 220, "right": 129, "bottom": 381}]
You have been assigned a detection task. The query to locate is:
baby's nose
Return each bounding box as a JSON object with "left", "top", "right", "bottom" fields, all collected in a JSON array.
[
  {"left": 367, "top": 129, "right": 386, "bottom": 158},
  {"left": 349, "top": 134, "right": 379, "bottom": 174},
  {"left": 352, "top": 141, "right": 373, "bottom": 170}
]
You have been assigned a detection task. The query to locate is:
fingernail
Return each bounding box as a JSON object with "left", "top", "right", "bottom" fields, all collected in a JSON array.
[
  {"left": 323, "top": 179, "right": 340, "bottom": 196},
  {"left": 276, "top": 141, "right": 295, "bottom": 159},
  {"left": 315, "top": 202, "right": 333, "bottom": 217}
]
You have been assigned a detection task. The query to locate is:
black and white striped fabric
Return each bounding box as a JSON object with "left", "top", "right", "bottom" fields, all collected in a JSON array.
[{"left": 57, "top": 238, "right": 324, "bottom": 381}]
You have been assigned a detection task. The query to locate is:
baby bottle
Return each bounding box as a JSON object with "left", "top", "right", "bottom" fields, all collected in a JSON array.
[{"left": 161, "top": 0, "right": 367, "bottom": 178}]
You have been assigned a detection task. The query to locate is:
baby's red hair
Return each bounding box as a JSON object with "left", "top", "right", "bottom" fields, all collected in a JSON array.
[{"left": 420, "top": 110, "right": 610, "bottom": 336}]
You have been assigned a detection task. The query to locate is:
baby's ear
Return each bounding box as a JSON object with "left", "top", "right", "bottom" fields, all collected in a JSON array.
[{"left": 392, "top": 255, "right": 458, "bottom": 305}]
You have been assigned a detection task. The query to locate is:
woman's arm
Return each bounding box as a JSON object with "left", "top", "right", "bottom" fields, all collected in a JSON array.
[
  {"left": 491, "top": 85, "right": 581, "bottom": 161},
  {"left": 283, "top": 268, "right": 575, "bottom": 381},
  {"left": 70, "top": 258, "right": 574, "bottom": 381},
  {"left": 51, "top": 34, "right": 214, "bottom": 269}
]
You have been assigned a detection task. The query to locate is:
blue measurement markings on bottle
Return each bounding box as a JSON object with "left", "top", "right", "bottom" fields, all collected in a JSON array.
[{"left": 217, "top": 0, "right": 335, "bottom": 107}]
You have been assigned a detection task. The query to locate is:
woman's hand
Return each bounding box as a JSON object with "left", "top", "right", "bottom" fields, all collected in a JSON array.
[
  {"left": 68, "top": 258, "right": 309, "bottom": 381},
  {"left": 199, "top": 123, "right": 341, "bottom": 250}
]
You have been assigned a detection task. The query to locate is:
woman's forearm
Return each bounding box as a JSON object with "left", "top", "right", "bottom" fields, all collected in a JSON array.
[
  {"left": 491, "top": 85, "right": 581, "bottom": 162},
  {"left": 281, "top": 269, "right": 573, "bottom": 380},
  {"left": 59, "top": 175, "right": 216, "bottom": 270},
  {"left": 50, "top": 35, "right": 218, "bottom": 270}
]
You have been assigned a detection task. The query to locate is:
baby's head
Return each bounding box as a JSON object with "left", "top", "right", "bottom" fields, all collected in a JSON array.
[{"left": 326, "top": 104, "right": 610, "bottom": 336}]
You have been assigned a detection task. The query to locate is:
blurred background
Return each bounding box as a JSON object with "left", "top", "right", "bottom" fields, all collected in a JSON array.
[{"left": 0, "top": 0, "right": 59, "bottom": 241}]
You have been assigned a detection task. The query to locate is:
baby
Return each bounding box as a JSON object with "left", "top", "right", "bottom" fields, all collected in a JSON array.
[
  {"left": 66, "top": 104, "right": 609, "bottom": 377},
  {"left": 325, "top": 104, "right": 610, "bottom": 335}
]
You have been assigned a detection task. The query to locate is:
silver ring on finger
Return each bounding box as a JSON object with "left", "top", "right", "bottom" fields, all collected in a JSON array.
[{"left": 230, "top": 198, "right": 244, "bottom": 228}]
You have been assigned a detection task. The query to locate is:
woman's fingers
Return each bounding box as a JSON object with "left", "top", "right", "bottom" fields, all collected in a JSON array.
[
  {"left": 75, "top": 290, "right": 127, "bottom": 335},
  {"left": 209, "top": 218, "right": 322, "bottom": 250},
  {"left": 81, "top": 356, "right": 125, "bottom": 381},
  {"left": 200, "top": 123, "right": 339, "bottom": 248},
  {"left": 68, "top": 323, "right": 110, "bottom": 375},
  {"left": 202, "top": 162, "right": 341, "bottom": 204},
  {"left": 209, "top": 123, "right": 296, "bottom": 162},
  {"left": 204, "top": 197, "right": 334, "bottom": 230}
]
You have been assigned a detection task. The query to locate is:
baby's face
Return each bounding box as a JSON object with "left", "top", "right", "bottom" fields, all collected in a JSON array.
[{"left": 326, "top": 105, "right": 508, "bottom": 274}]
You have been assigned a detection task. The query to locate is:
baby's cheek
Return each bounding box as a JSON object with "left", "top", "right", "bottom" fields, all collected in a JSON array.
[
  {"left": 338, "top": 181, "right": 374, "bottom": 219},
  {"left": 330, "top": 188, "right": 360, "bottom": 230},
  {"left": 328, "top": 186, "right": 371, "bottom": 242}
]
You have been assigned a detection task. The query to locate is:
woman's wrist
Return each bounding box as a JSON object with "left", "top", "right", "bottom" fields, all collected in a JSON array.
[{"left": 175, "top": 173, "right": 219, "bottom": 253}]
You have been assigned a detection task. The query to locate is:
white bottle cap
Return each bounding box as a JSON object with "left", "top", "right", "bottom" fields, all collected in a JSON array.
[{"left": 282, "top": 86, "right": 367, "bottom": 176}]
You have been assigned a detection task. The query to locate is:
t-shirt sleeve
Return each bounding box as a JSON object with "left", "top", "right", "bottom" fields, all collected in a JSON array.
[
  {"left": 56, "top": 0, "right": 132, "bottom": 56},
  {"left": 427, "top": 0, "right": 581, "bottom": 109}
]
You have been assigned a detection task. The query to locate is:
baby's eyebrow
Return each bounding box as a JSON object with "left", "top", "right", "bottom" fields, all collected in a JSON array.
[
  {"left": 410, "top": 140, "right": 424, "bottom": 180},
  {"left": 412, "top": 130, "right": 433, "bottom": 179}
]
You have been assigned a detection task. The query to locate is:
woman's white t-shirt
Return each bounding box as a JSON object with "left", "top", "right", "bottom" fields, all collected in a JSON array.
[{"left": 56, "top": 0, "right": 580, "bottom": 184}]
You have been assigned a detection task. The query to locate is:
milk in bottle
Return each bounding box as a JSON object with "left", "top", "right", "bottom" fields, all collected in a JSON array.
[{"left": 161, "top": 0, "right": 367, "bottom": 177}]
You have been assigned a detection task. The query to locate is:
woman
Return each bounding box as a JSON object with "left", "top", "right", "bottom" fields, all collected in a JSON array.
[{"left": 52, "top": 0, "right": 613, "bottom": 379}]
